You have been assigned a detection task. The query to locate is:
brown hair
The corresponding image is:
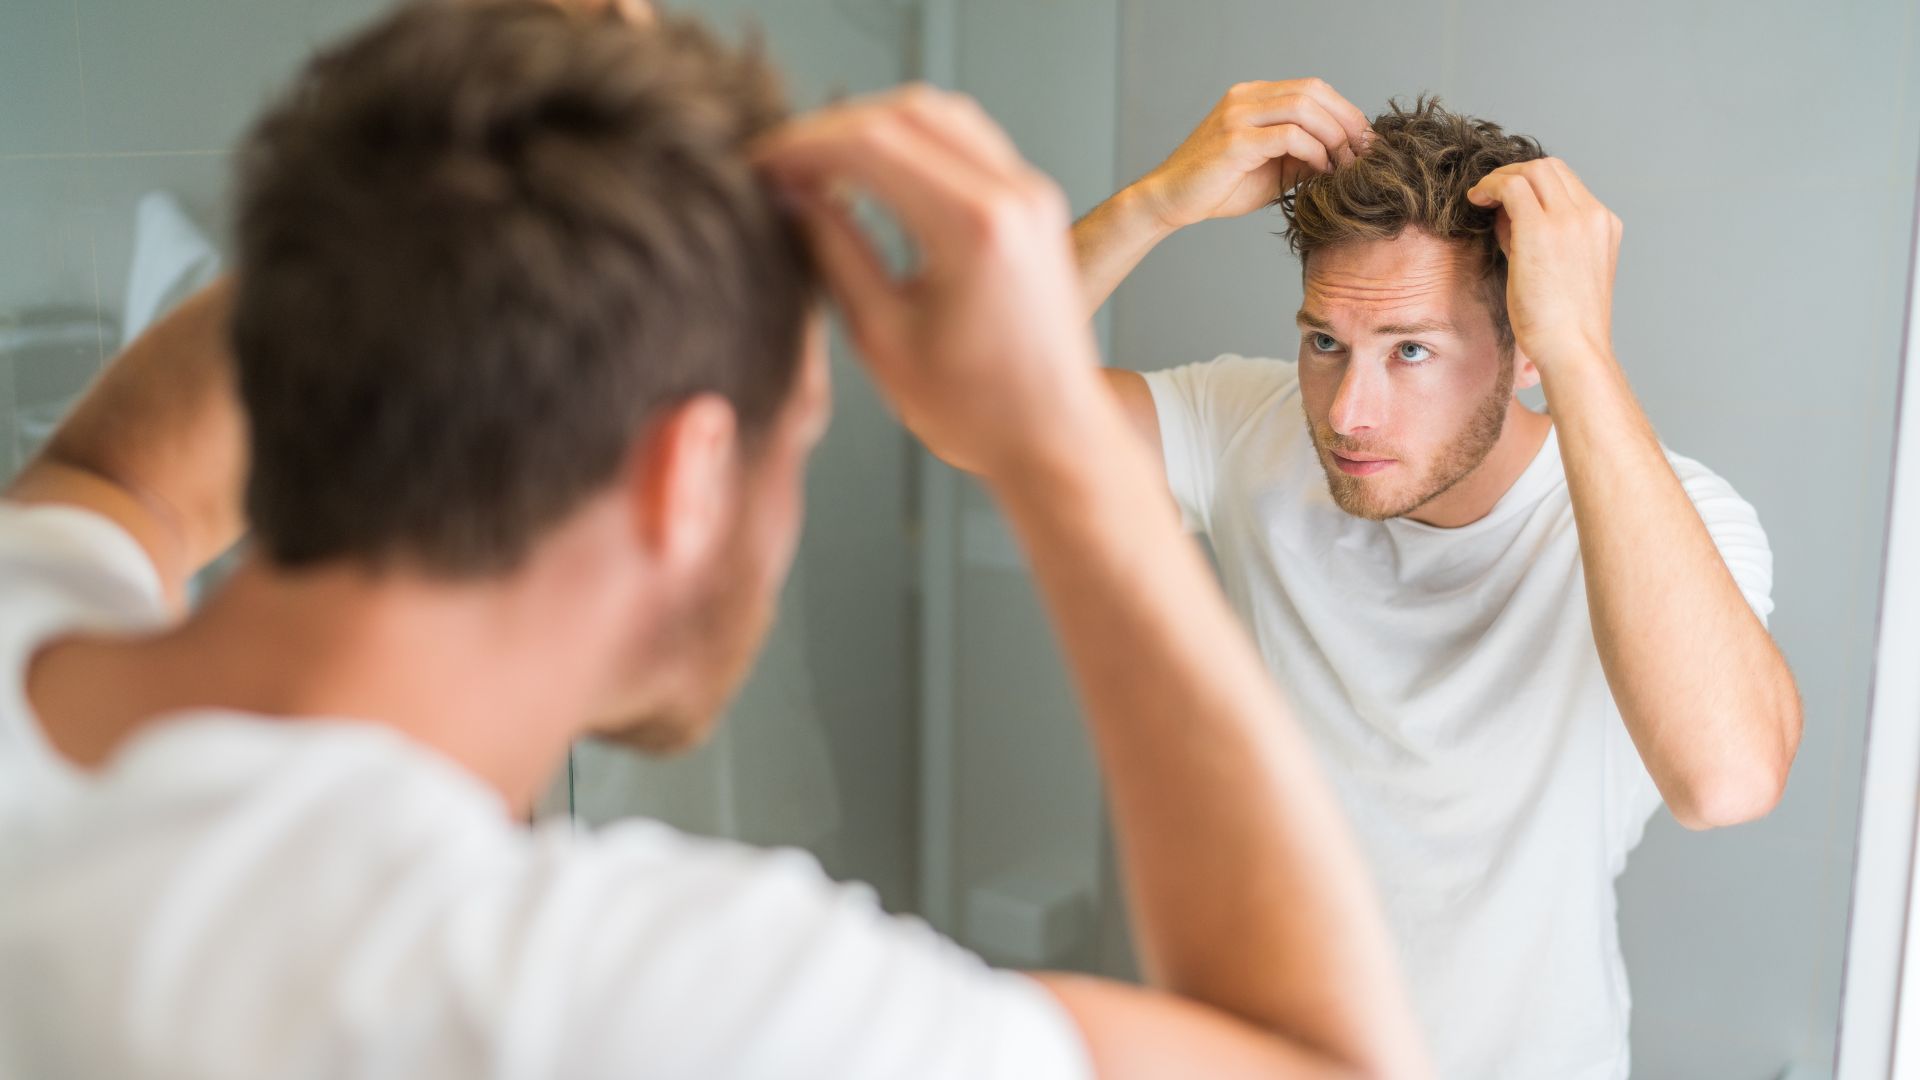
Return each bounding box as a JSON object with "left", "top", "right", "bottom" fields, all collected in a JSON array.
[
  {"left": 1280, "top": 95, "right": 1543, "bottom": 350},
  {"left": 232, "top": 0, "right": 815, "bottom": 577}
]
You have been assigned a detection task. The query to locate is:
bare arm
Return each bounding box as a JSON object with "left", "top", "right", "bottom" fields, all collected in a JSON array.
[
  {"left": 5, "top": 278, "right": 247, "bottom": 610},
  {"left": 1469, "top": 159, "right": 1802, "bottom": 831},
  {"left": 759, "top": 86, "right": 1427, "bottom": 1080},
  {"left": 1073, "top": 79, "right": 1371, "bottom": 318},
  {"left": 1102, "top": 368, "right": 1166, "bottom": 484}
]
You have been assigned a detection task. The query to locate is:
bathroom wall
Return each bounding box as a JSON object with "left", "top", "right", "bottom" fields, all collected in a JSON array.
[{"left": 0, "top": 0, "right": 397, "bottom": 478}]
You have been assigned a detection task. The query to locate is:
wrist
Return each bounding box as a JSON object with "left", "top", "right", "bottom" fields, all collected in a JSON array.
[
  {"left": 980, "top": 370, "right": 1143, "bottom": 510},
  {"left": 1527, "top": 333, "right": 1617, "bottom": 377},
  {"left": 1112, "top": 179, "right": 1185, "bottom": 242},
  {"left": 1533, "top": 339, "right": 1630, "bottom": 405}
]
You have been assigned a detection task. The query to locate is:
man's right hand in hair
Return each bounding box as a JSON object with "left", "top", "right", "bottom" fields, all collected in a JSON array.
[
  {"left": 758, "top": 87, "right": 1429, "bottom": 1080},
  {"left": 1074, "top": 78, "right": 1372, "bottom": 318},
  {"left": 754, "top": 86, "right": 1108, "bottom": 481}
]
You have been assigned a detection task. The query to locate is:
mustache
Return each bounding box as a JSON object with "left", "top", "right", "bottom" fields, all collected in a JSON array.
[{"left": 1314, "top": 428, "right": 1396, "bottom": 458}]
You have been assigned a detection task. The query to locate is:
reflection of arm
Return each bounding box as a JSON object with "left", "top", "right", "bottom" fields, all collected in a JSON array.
[
  {"left": 1000, "top": 397, "right": 1428, "bottom": 1079},
  {"left": 1074, "top": 189, "right": 1176, "bottom": 319},
  {"left": 4, "top": 278, "right": 246, "bottom": 610},
  {"left": 1548, "top": 351, "right": 1801, "bottom": 830}
]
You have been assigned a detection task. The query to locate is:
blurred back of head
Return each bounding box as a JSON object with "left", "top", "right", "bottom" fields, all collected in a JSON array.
[{"left": 233, "top": 0, "right": 815, "bottom": 578}]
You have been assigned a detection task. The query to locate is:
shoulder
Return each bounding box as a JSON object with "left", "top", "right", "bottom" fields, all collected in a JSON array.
[
  {"left": 1140, "top": 354, "right": 1300, "bottom": 438},
  {"left": 0, "top": 499, "right": 166, "bottom": 622},
  {"left": 1142, "top": 353, "right": 1299, "bottom": 396}
]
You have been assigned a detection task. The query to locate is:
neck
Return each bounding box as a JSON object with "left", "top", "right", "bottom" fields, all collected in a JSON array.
[
  {"left": 60, "top": 551, "right": 641, "bottom": 817},
  {"left": 1405, "top": 398, "right": 1554, "bottom": 528}
]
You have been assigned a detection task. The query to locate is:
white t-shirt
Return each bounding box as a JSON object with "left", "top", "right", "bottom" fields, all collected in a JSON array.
[
  {"left": 0, "top": 502, "right": 168, "bottom": 833},
  {"left": 0, "top": 501, "right": 1092, "bottom": 1080},
  {"left": 1143, "top": 355, "right": 1774, "bottom": 1080}
]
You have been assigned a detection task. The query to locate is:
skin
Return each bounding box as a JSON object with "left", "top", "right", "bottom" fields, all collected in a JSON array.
[
  {"left": 1294, "top": 233, "right": 1551, "bottom": 528},
  {"left": 4, "top": 24, "right": 1431, "bottom": 1077},
  {"left": 1075, "top": 78, "right": 1802, "bottom": 830}
]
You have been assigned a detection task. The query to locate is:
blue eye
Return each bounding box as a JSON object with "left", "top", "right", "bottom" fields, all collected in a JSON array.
[
  {"left": 1396, "top": 342, "right": 1432, "bottom": 363},
  {"left": 1310, "top": 333, "right": 1341, "bottom": 353}
]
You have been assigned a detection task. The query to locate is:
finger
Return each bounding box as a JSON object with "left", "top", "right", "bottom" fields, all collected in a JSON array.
[
  {"left": 1547, "top": 158, "right": 1591, "bottom": 200},
  {"left": 756, "top": 103, "right": 1016, "bottom": 265},
  {"left": 1233, "top": 93, "right": 1355, "bottom": 167},
  {"left": 1246, "top": 123, "right": 1332, "bottom": 181},
  {"left": 1258, "top": 78, "right": 1372, "bottom": 159},
  {"left": 1546, "top": 157, "right": 1611, "bottom": 219},
  {"left": 891, "top": 85, "right": 1026, "bottom": 180},
  {"left": 1517, "top": 158, "right": 1573, "bottom": 211},
  {"left": 1466, "top": 168, "right": 1546, "bottom": 222}
]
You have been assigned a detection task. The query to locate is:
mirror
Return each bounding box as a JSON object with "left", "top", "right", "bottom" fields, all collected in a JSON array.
[{"left": 0, "top": 1, "right": 1913, "bottom": 1076}]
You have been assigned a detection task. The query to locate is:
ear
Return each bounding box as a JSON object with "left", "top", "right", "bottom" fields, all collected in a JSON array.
[
  {"left": 1511, "top": 345, "right": 1541, "bottom": 393},
  {"left": 625, "top": 394, "right": 741, "bottom": 571}
]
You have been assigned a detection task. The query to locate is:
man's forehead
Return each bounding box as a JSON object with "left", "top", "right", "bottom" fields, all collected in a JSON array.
[{"left": 1299, "top": 233, "right": 1481, "bottom": 330}]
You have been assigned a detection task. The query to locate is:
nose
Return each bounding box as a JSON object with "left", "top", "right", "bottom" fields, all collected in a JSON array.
[{"left": 1328, "top": 360, "right": 1385, "bottom": 438}]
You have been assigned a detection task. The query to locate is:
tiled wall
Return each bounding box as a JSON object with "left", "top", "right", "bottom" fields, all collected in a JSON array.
[{"left": 0, "top": 0, "right": 396, "bottom": 479}]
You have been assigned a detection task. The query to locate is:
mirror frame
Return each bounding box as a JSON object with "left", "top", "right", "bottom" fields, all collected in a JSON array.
[{"left": 1838, "top": 151, "right": 1920, "bottom": 1078}]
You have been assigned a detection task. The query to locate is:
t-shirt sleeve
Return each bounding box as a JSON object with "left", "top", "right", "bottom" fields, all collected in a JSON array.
[
  {"left": 1139, "top": 354, "right": 1295, "bottom": 534},
  {"left": 1671, "top": 459, "right": 1775, "bottom": 628},
  {"left": 497, "top": 820, "right": 1094, "bottom": 1080},
  {"left": 0, "top": 500, "right": 168, "bottom": 817}
]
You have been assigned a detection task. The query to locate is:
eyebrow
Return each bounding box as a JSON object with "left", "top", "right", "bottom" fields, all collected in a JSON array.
[{"left": 1295, "top": 310, "right": 1457, "bottom": 336}]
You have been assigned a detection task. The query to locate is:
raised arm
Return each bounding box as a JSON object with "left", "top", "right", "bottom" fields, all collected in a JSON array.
[
  {"left": 759, "top": 86, "right": 1427, "bottom": 1080},
  {"left": 1467, "top": 158, "right": 1802, "bottom": 831},
  {"left": 5, "top": 278, "right": 247, "bottom": 610},
  {"left": 1073, "top": 79, "right": 1371, "bottom": 318}
]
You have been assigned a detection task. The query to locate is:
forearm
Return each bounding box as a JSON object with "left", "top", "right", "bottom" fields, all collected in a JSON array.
[
  {"left": 988, "top": 388, "right": 1425, "bottom": 1078},
  {"left": 1543, "top": 348, "right": 1801, "bottom": 828},
  {"left": 1073, "top": 185, "right": 1174, "bottom": 319},
  {"left": 6, "top": 278, "right": 246, "bottom": 605}
]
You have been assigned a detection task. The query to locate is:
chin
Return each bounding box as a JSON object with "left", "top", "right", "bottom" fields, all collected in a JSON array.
[
  {"left": 595, "top": 707, "right": 718, "bottom": 757},
  {"left": 1322, "top": 465, "right": 1420, "bottom": 521}
]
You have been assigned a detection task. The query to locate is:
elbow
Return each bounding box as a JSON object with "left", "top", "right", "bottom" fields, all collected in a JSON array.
[
  {"left": 1670, "top": 769, "right": 1784, "bottom": 831},
  {"left": 1669, "top": 699, "right": 1802, "bottom": 831}
]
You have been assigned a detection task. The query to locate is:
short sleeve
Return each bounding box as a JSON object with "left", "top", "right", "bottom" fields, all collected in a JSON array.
[
  {"left": 470, "top": 821, "right": 1095, "bottom": 1080},
  {"left": 1139, "top": 355, "right": 1298, "bottom": 535},
  {"left": 1668, "top": 456, "right": 1774, "bottom": 627},
  {"left": 0, "top": 501, "right": 168, "bottom": 823}
]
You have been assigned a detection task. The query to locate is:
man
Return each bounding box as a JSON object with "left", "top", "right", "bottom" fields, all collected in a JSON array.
[
  {"left": 0, "top": 3, "right": 1430, "bottom": 1077},
  {"left": 1074, "top": 85, "right": 1803, "bottom": 1078}
]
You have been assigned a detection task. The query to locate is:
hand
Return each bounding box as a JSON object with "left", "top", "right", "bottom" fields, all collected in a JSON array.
[
  {"left": 543, "top": 0, "right": 652, "bottom": 22},
  {"left": 1466, "top": 157, "right": 1621, "bottom": 368},
  {"left": 755, "top": 86, "right": 1105, "bottom": 480},
  {"left": 1132, "top": 78, "right": 1372, "bottom": 231}
]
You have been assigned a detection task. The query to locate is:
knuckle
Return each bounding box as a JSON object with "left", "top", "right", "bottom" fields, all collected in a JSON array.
[{"left": 1027, "top": 174, "right": 1071, "bottom": 220}]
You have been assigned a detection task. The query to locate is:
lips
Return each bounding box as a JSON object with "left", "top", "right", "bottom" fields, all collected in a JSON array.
[{"left": 1330, "top": 449, "right": 1396, "bottom": 477}]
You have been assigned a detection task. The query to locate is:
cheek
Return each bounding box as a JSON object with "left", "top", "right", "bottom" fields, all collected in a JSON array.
[
  {"left": 1296, "top": 365, "right": 1338, "bottom": 430},
  {"left": 1405, "top": 363, "right": 1499, "bottom": 445}
]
